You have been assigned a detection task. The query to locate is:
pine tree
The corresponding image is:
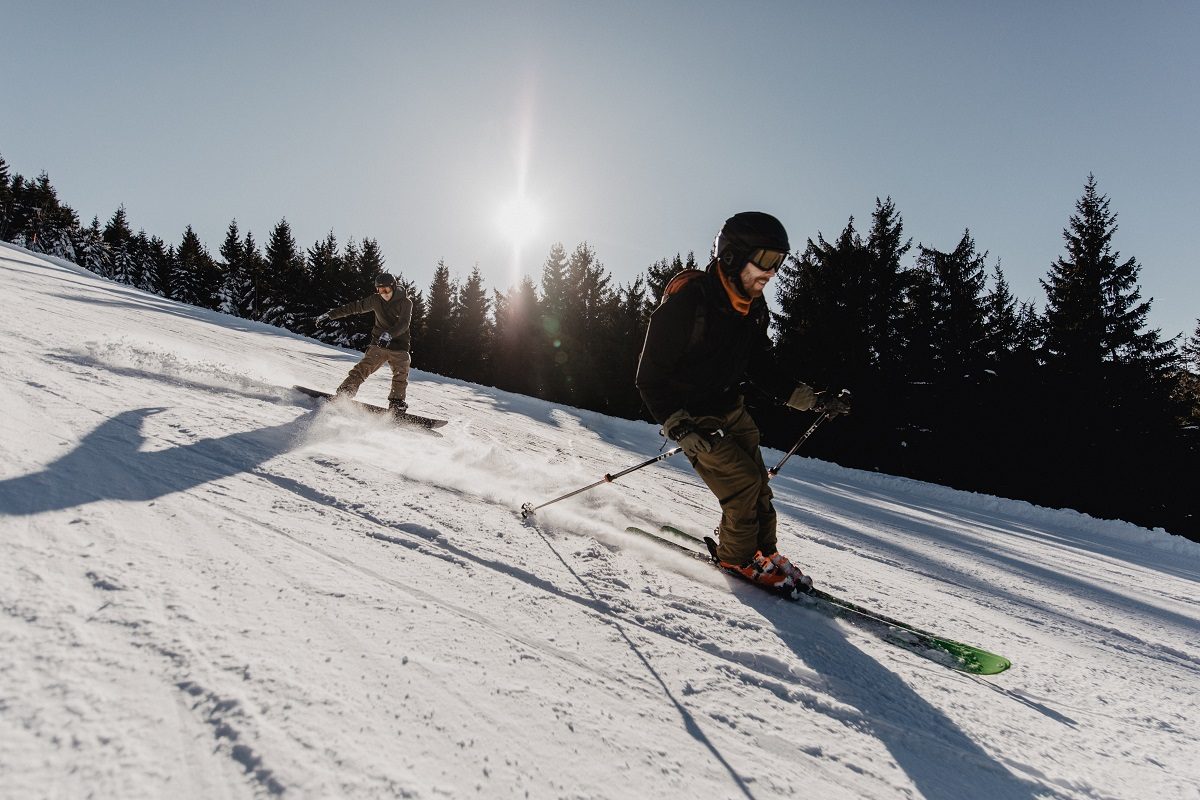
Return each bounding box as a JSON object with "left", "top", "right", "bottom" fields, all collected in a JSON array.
[
  {"left": 1038, "top": 175, "right": 1183, "bottom": 532},
  {"left": 1177, "top": 319, "right": 1200, "bottom": 434},
  {"left": 404, "top": 280, "right": 427, "bottom": 356},
  {"left": 558, "top": 242, "right": 614, "bottom": 408},
  {"left": 125, "top": 231, "right": 150, "bottom": 292},
  {"left": 301, "top": 233, "right": 341, "bottom": 336},
  {"left": 982, "top": 263, "right": 1020, "bottom": 367},
  {"left": 218, "top": 221, "right": 250, "bottom": 317},
  {"left": 102, "top": 206, "right": 134, "bottom": 282},
  {"left": 173, "top": 226, "right": 217, "bottom": 307},
  {"left": 0, "top": 154, "right": 12, "bottom": 240},
  {"left": 261, "top": 219, "right": 305, "bottom": 328},
  {"left": 608, "top": 277, "right": 651, "bottom": 417},
  {"left": 421, "top": 261, "right": 456, "bottom": 375},
  {"left": 1016, "top": 302, "right": 1043, "bottom": 355},
  {"left": 492, "top": 276, "right": 542, "bottom": 396},
  {"left": 241, "top": 231, "right": 265, "bottom": 320},
  {"left": 774, "top": 218, "right": 868, "bottom": 386},
  {"left": 451, "top": 266, "right": 492, "bottom": 383},
  {"left": 539, "top": 242, "right": 570, "bottom": 332},
  {"left": 918, "top": 230, "right": 989, "bottom": 379},
  {"left": 144, "top": 236, "right": 173, "bottom": 298},
  {"left": 21, "top": 173, "right": 78, "bottom": 258},
  {"left": 1042, "top": 175, "right": 1175, "bottom": 382},
  {"left": 4, "top": 173, "right": 33, "bottom": 246},
  {"left": 1183, "top": 319, "right": 1200, "bottom": 373},
  {"left": 325, "top": 238, "right": 366, "bottom": 349},
  {"left": 359, "top": 238, "right": 386, "bottom": 286},
  {"left": 538, "top": 243, "right": 571, "bottom": 402},
  {"left": 72, "top": 217, "right": 110, "bottom": 277},
  {"left": 864, "top": 198, "right": 911, "bottom": 371}
]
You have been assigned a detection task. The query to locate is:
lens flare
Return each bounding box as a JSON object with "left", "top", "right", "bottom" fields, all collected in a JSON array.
[{"left": 497, "top": 194, "right": 541, "bottom": 246}]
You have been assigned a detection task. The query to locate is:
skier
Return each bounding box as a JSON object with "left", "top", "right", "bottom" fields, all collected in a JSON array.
[
  {"left": 316, "top": 272, "right": 413, "bottom": 412},
  {"left": 635, "top": 211, "right": 849, "bottom": 594}
]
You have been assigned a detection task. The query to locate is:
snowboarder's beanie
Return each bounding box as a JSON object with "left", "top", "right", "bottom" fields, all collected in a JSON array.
[
  {"left": 713, "top": 212, "right": 790, "bottom": 275},
  {"left": 374, "top": 272, "right": 397, "bottom": 288}
]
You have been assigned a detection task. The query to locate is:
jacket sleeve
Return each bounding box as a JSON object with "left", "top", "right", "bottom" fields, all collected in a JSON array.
[
  {"left": 635, "top": 289, "right": 701, "bottom": 424},
  {"left": 327, "top": 296, "right": 375, "bottom": 320}
]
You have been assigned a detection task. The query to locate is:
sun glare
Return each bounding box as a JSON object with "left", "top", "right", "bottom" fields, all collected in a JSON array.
[{"left": 497, "top": 194, "right": 541, "bottom": 246}]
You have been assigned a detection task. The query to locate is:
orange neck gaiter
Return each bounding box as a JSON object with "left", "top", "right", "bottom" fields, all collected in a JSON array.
[{"left": 716, "top": 266, "right": 752, "bottom": 316}]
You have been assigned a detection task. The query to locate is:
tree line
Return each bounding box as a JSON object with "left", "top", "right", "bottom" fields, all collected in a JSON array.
[{"left": 3, "top": 153, "right": 1197, "bottom": 539}]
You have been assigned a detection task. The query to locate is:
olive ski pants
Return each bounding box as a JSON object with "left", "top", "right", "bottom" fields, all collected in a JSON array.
[
  {"left": 337, "top": 346, "right": 410, "bottom": 404},
  {"left": 687, "top": 403, "right": 778, "bottom": 566}
]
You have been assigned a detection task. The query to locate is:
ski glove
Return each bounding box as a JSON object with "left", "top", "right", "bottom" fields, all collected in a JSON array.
[
  {"left": 813, "top": 389, "right": 852, "bottom": 417},
  {"left": 663, "top": 409, "right": 713, "bottom": 457},
  {"left": 376, "top": 332, "right": 392, "bottom": 347},
  {"left": 315, "top": 313, "right": 331, "bottom": 326},
  {"left": 785, "top": 383, "right": 816, "bottom": 412}
]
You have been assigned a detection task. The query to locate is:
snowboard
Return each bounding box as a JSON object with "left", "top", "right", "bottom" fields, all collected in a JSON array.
[{"left": 293, "top": 386, "right": 448, "bottom": 429}]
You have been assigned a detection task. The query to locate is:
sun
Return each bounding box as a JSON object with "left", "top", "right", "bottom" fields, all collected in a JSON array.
[{"left": 497, "top": 194, "right": 541, "bottom": 246}]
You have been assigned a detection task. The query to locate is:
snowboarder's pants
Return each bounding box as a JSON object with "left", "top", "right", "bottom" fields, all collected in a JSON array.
[
  {"left": 687, "top": 402, "right": 777, "bottom": 566},
  {"left": 337, "top": 346, "right": 410, "bottom": 403}
]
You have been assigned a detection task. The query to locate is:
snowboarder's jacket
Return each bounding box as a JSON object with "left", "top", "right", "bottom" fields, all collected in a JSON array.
[
  {"left": 636, "top": 261, "right": 792, "bottom": 425},
  {"left": 328, "top": 292, "right": 413, "bottom": 351}
]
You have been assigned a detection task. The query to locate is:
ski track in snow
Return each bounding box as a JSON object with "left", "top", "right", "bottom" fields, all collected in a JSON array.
[{"left": 3, "top": 242, "right": 1200, "bottom": 799}]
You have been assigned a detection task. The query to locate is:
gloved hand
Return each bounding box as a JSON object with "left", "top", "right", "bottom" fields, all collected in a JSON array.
[
  {"left": 813, "top": 389, "right": 852, "bottom": 417},
  {"left": 315, "top": 313, "right": 331, "bottom": 326},
  {"left": 377, "top": 332, "right": 392, "bottom": 347},
  {"left": 785, "top": 383, "right": 816, "bottom": 412},
  {"left": 663, "top": 409, "right": 713, "bottom": 457}
]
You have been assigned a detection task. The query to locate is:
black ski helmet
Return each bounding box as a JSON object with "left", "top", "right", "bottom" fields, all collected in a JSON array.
[
  {"left": 713, "top": 212, "right": 790, "bottom": 275},
  {"left": 374, "top": 272, "right": 397, "bottom": 289}
]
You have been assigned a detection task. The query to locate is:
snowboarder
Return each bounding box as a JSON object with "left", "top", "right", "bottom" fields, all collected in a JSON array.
[
  {"left": 316, "top": 272, "right": 413, "bottom": 412},
  {"left": 635, "top": 211, "right": 849, "bottom": 593}
]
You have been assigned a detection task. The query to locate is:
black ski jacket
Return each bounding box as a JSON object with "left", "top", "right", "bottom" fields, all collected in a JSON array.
[
  {"left": 635, "top": 263, "right": 791, "bottom": 424},
  {"left": 327, "top": 292, "right": 413, "bottom": 351}
]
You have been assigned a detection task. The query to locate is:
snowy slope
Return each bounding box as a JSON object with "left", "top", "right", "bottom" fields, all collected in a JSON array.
[{"left": 2, "top": 242, "right": 1198, "bottom": 800}]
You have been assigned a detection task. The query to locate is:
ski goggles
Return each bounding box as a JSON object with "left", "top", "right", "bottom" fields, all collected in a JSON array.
[{"left": 747, "top": 249, "right": 787, "bottom": 272}]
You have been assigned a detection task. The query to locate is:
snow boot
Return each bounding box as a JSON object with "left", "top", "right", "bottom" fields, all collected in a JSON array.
[{"left": 388, "top": 398, "right": 408, "bottom": 414}]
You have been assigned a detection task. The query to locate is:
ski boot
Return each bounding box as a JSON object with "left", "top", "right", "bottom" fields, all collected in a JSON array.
[
  {"left": 764, "top": 552, "right": 814, "bottom": 594},
  {"left": 717, "top": 551, "right": 802, "bottom": 596}
]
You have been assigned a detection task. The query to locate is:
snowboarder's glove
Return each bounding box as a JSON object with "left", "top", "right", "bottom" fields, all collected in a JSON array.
[
  {"left": 376, "top": 332, "right": 392, "bottom": 347},
  {"left": 663, "top": 409, "right": 712, "bottom": 457},
  {"left": 785, "top": 383, "right": 816, "bottom": 411},
  {"left": 813, "top": 389, "right": 851, "bottom": 417},
  {"left": 315, "top": 313, "right": 331, "bottom": 326}
]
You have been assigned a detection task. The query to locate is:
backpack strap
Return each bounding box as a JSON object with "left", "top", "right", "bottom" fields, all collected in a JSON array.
[{"left": 662, "top": 269, "right": 708, "bottom": 351}]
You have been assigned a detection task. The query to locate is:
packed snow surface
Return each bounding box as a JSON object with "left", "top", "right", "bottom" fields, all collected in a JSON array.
[{"left": 2, "top": 242, "right": 1198, "bottom": 799}]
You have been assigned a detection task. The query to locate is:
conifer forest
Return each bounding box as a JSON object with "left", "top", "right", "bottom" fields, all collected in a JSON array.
[{"left": 3, "top": 153, "right": 1196, "bottom": 539}]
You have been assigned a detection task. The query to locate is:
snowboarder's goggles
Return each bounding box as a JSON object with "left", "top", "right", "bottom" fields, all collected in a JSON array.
[{"left": 748, "top": 249, "right": 787, "bottom": 272}]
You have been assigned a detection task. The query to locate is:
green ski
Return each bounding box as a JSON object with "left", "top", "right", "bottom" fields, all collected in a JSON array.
[{"left": 625, "top": 525, "right": 1011, "bottom": 676}]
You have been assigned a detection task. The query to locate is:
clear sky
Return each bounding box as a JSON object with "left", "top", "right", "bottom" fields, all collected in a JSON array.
[{"left": 3, "top": 1, "right": 1197, "bottom": 339}]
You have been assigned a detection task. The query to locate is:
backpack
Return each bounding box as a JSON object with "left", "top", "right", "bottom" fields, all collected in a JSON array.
[
  {"left": 661, "top": 269, "right": 709, "bottom": 352},
  {"left": 660, "top": 268, "right": 768, "bottom": 352}
]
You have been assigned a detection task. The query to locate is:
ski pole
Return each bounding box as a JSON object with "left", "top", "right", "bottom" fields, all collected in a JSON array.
[
  {"left": 521, "top": 430, "right": 723, "bottom": 519},
  {"left": 767, "top": 389, "right": 851, "bottom": 478}
]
